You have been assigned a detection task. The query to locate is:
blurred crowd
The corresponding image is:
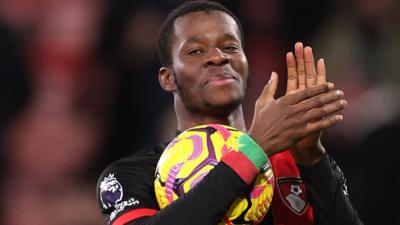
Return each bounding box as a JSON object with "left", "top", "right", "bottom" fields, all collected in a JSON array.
[{"left": 0, "top": 0, "right": 399, "bottom": 224}]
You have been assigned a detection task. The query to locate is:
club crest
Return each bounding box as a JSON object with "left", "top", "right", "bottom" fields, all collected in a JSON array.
[
  {"left": 100, "top": 173, "right": 123, "bottom": 209},
  {"left": 276, "top": 177, "right": 308, "bottom": 215}
]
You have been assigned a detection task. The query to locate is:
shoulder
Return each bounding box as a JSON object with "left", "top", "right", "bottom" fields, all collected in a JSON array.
[
  {"left": 97, "top": 144, "right": 166, "bottom": 186},
  {"left": 96, "top": 144, "right": 167, "bottom": 221},
  {"left": 98, "top": 144, "right": 166, "bottom": 188},
  {"left": 102, "top": 144, "right": 165, "bottom": 174}
]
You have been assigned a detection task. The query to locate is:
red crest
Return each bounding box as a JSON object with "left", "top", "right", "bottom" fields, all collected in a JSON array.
[{"left": 276, "top": 177, "right": 308, "bottom": 215}]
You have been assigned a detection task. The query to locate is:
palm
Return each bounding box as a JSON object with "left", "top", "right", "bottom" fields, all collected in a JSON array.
[{"left": 286, "top": 43, "right": 326, "bottom": 151}]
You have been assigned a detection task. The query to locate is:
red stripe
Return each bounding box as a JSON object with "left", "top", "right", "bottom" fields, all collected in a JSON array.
[
  {"left": 112, "top": 208, "right": 157, "bottom": 225},
  {"left": 223, "top": 215, "right": 233, "bottom": 225},
  {"left": 269, "top": 150, "right": 298, "bottom": 177},
  {"left": 221, "top": 151, "right": 258, "bottom": 185}
]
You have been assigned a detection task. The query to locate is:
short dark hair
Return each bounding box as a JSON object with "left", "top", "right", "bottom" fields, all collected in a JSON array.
[{"left": 157, "top": 0, "right": 244, "bottom": 66}]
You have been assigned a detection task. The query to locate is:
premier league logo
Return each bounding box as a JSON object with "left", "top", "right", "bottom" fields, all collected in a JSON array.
[{"left": 100, "top": 173, "right": 123, "bottom": 209}]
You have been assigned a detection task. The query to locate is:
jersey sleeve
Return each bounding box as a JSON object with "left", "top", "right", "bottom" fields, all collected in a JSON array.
[
  {"left": 298, "top": 154, "right": 364, "bottom": 225},
  {"left": 96, "top": 156, "right": 160, "bottom": 224},
  {"left": 96, "top": 140, "right": 270, "bottom": 225}
]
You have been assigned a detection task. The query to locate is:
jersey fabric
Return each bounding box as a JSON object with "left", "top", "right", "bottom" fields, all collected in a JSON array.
[
  {"left": 96, "top": 142, "right": 363, "bottom": 225},
  {"left": 270, "top": 151, "right": 314, "bottom": 225}
]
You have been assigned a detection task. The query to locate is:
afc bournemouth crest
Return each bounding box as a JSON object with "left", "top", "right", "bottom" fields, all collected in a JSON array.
[{"left": 276, "top": 177, "right": 308, "bottom": 215}]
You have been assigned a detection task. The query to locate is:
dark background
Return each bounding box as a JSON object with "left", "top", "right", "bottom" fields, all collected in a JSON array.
[{"left": 1, "top": 0, "right": 399, "bottom": 224}]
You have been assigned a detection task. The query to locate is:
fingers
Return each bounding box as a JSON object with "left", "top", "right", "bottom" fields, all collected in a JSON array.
[
  {"left": 292, "top": 89, "right": 347, "bottom": 135},
  {"left": 292, "top": 43, "right": 324, "bottom": 88},
  {"left": 294, "top": 42, "right": 306, "bottom": 90},
  {"left": 304, "top": 46, "right": 317, "bottom": 87},
  {"left": 257, "top": 72, "right": 278, "bottom": 105},
  {"left": 282, "top": 82, "right": 334, "bottom": 105},
  {"left": 303, "top": 99, "right": 347, "bottom": 122},
  {"left": 305, "top": 114, "right": 344, "bottom": 134},
  {"left": 316, "top": 58, "right": 326, "bottom": 85},
  {"left": 298, "top": 89, "right": 344, "bottom": 114},
  {"left": 286, "top": 52, "right": 298, "bottom": 95}
]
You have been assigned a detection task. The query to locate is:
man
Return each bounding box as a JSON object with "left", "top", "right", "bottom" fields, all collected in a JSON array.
[{"left": 96, "top": 1, "right": 363, "bottom": 225}]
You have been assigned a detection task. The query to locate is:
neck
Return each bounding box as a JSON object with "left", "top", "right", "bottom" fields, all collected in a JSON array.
[{"left": 175, "top": 100, "right": 246, "bottom": 132}]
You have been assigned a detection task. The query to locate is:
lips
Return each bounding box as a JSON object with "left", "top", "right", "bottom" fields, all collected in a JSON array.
[{"left": 204, "top": 72, "right": 238, "bottom": 86}]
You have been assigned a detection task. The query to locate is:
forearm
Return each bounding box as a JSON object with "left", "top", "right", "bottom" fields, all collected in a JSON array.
[
  {"left": 298, "top": 154, "right": 363, "bottom": 225},
  {"left": 290, "top": 142, "right": 326, "bottom": 167},
  {"left": 103, "top": 137, "right": 270, "bottom": 225},
  {"left": 123, "top": 162, "right": 247, "bottom": 225}
]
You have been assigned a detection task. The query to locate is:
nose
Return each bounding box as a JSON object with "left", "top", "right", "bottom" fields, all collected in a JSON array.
[{"left": 204, "top": 48, "right": 230, "bottom": 66}]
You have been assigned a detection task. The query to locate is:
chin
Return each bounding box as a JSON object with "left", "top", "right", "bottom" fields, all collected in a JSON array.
[{"left": 205, "top": 97, "right": 242, "bottom": 116}]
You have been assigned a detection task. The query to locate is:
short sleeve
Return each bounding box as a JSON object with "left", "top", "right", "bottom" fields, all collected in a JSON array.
[{"left": 96, "top": 151, "right": 160, "bottom": 224}]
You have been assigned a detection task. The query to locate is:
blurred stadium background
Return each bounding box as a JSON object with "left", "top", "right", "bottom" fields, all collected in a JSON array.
[{"left": 0, "top": 0, "right": 399, "bottom": 224}]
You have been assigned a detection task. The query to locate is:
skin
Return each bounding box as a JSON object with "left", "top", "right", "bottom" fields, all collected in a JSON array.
[
  {"left": 285, "top": 43, "right": 347, "bottom": 165},
  {"left": 159, "top": 11, "right": 347, "bottom": 166},
  {"left": 159, "top": 11, "right": 248, "bottom": 130}
]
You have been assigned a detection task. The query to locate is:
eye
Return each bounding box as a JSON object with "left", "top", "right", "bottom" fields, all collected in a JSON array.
[
  {"left": 222, "top": 45, "right": 240, "bottom": 52},
  {"left": 186, "top": 48, "right": 204, "bottom": 55}
]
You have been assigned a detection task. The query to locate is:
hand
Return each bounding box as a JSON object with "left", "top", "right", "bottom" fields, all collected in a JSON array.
[
  {"left": 248, "top": 72, "right": 346, "bottom": 157},
  {"left": 285, "top": 42, "right": 347, "bottom": 165}
]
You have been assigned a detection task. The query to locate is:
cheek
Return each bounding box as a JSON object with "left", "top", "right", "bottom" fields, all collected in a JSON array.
[
  {"left": 173, "top": 68, "right": 201, "bottom": 100},
  {"left": 239, "top": 54, "right": 249, "bottom": 75},
  {"left": 173, "top": 59, "right": 202, "bottom": 88},
  {"left": 174, "top": 70, "right": 197, "bottom": 88},
  {"left": 232, "top": 53, "right": 248, "bottom": 72},
  {"left": 232, "top": 54, "right": 249, "bottom": 85}
]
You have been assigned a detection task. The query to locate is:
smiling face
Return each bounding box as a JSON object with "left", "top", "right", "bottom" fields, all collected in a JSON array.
[{"left": 161, "top": 10, "right": 249, "bottom": 118}]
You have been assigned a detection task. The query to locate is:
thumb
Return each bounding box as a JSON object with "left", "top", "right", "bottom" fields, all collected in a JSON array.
[{"left": 258, "top": 72, "right": 278, "bottom": 103}]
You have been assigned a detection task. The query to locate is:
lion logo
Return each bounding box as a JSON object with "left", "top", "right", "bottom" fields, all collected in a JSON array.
[{"left": 100, "top": 173, "right": 123, "bottom": 209}]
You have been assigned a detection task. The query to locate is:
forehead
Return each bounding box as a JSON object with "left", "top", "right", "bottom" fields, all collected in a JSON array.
[{"left": 173, "top": 10, "right": 241, "bottom": 44}]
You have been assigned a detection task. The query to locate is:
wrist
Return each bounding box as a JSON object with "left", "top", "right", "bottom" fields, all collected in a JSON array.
[
  {"left": 247, "top": 131, "right": 275, "bottom": 157},
  {"left": 291, "top": 143, "right": 326, "bottom": 166},
  {"left": 221, "top": 134, "right": 269, "bottom": 185}
]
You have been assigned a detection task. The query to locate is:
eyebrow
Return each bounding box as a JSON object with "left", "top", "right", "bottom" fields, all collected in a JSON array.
[
  {"left": 183, "top": 32, "right": 240, "bottom": 45},
  {"left": 184, "top": 35, "right": 203, "bottom": 44},
  {"left": 223, "top": 33, "right": 240, "bottom": 42}
]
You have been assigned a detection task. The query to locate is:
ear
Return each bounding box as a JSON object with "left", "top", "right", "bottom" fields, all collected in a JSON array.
[{"left": 159, "top": 66, "right": 177, "bottom": 92}]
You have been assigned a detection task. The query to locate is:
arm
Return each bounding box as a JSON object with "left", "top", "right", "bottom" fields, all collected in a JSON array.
[
  {"left": 285, "top": 42, "right": 363, "bottom": 224},
  {"left": 97, "top": 146, "right": 273, "bottom": 225},
  {"left": 127, "top": 162, "right": 248, "bottom": 225},
  {"left": 298, "top": 154, "right": 363, "bottom": 225}
]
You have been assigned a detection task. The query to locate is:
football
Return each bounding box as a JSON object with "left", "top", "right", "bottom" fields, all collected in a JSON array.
[{"left": 154, "top": 124, "right": 274, "bottom": 225}]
